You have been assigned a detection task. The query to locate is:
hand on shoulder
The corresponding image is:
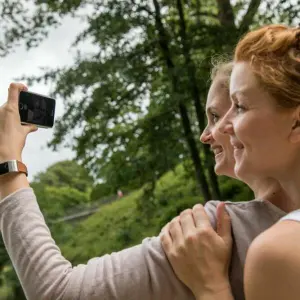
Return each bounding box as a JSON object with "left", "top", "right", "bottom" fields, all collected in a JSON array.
[{"left": 160, "top": 202, "right": 233, "bottom": 299}]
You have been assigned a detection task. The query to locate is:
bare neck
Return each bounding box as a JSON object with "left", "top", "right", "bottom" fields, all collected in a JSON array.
[
  {"left": 276, "top": 166, "right": 300, "bottom": 213},
  {"left": 250, "top": 178, "right": 291, "bottom": 213}
]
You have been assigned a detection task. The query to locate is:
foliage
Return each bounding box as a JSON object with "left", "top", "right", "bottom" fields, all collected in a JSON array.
[
  {"left": 32, "top": 160, "right": 93, "bottom": 192},
  {"left": 60, "top": 162, "right": 252, "bottom": 264},
  {"left": 1, "top": 0, "right": 299, "bottom": 201},
  {"left": 0, "top": 0, "right": 298, "bottom": 298},
  {"left": 30, "top": 160, "right": 93, "bottom": 218},
  {"left": 90, "top": 182, "right": 115, "bottom": 201}
]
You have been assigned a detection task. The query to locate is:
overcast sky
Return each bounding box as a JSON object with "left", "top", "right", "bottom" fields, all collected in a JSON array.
[{"left": 0, "top": 16, "right": 88, "bottom": 180}]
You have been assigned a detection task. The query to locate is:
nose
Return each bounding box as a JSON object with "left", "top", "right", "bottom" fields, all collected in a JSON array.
[
  {"left": 219, "top": 122, "right": 234, "bottom": 135},
  {"left": 200, "top": 127, "right": 213, "bottom": 144},
  {"left": 218, "top": 111, "right": 234, "bottom": 135}
]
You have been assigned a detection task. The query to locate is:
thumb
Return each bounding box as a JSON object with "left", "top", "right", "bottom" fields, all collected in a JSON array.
[
  {"left": 23, "top": 124, "right": 38, "bottom": 135},
  {"left": 216, "top": 202, "right": 232, "bottom": 243},
  {"left": 7, "top": 83, "right": 28, "bottom": 108}
]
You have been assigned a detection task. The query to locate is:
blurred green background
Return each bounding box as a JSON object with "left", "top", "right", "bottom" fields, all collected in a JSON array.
[{"left": 0, "top": 0, "right": 298, "bottom": 298}]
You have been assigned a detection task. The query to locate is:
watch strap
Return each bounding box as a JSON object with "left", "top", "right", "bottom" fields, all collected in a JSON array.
[{"left": 0, "top": 160, "right": 28, "bottom": 177}]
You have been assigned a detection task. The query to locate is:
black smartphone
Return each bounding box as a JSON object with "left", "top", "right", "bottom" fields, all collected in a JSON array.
[{"left": 19, "top": 91, "right": 56, "bottom": 128}]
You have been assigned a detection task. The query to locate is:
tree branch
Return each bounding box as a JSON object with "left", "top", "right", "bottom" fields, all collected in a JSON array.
[
  {"left": 215, "top": 0, "right": 235, "bottom": 27},
  {"left": 239, "top": 0, "right": 262, "bottom": 33},
  {"left": 129, "top": 0, "right": 154, "bottom": 17},
  {"left": 193, "top": 12, "right": 219, "bottom": 19}
]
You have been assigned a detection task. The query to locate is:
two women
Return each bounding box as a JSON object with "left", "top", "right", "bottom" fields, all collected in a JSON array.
[
  {"left": 0, "top": 24, "right": 298, "bottom": 300},
  {"left": 162, "top": 24, "right": 300, "bottom": 300}
]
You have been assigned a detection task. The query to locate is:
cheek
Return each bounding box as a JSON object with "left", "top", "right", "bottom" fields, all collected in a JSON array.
[
  {"left": 238, "top": 115, "right": 287, "bottom": 151},
  {"left": 212, "top": 128, "right": 232, "bottom": 150},
  {"left": 234, "top": 115, "right": 265, "bottom": 141}
]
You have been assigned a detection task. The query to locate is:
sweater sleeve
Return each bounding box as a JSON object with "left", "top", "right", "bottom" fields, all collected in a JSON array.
[{"left": 0, "top": 188, "right": 217, "bottom": 300}]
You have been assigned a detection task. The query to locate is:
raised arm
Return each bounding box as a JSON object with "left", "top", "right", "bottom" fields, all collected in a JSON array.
[
  {"left": 0, "top": 83, "right": 200, "bottom": 300},
  {"left": 0, "top": 187, "right": 196, "bottom": 300}
]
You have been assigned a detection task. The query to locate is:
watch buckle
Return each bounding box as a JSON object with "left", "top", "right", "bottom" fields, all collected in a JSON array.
[{"left": 7, "top": 160, "right": 19, "bottom": 172}]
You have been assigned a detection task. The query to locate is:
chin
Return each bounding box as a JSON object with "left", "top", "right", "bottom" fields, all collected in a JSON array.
[
  {"left": 214, "top": 163, "right": 227, "bottom": 176},
  {"left": 234, "top": 161, "right": 256, "bottom": 182}
]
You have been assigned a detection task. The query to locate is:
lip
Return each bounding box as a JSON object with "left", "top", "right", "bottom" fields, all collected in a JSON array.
[
  {"left": 230, "top": 138, "right": 244, "bottom": 150},
  {"left": 211, "top": 145, "right": 224, "bottom": 157}
]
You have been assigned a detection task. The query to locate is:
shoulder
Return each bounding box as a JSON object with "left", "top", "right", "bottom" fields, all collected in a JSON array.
[
  {"left": 205, "top": 199, "right": 267, "bottom": 218},
  {"left": 244, "top": 220, "right": 300, "bottom": 300},
  {"left": 204, "top": 199, "right": 261, "bottom": 230},
  {"left": 248, "top": 219, "right": 300, "bottom": 257},
  {"left": 205, "top": 199, "right": 260, "bottom": 209}
]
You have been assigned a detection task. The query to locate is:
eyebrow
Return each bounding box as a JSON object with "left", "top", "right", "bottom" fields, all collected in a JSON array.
[
  {"left": 207, "top": 106, "right": 218, "bottom": 114},
  {"left": 230, "top": 89, "right": 250, "bottom": 98}
]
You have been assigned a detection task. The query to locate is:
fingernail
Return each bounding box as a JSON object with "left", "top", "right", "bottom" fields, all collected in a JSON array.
[{"left": 193, "top": 204, "right": 202, "bottom": 209}]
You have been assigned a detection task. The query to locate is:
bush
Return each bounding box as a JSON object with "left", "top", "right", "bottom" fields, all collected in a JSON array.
[{"left": 60, "top": 164, "right": 251, "bottom": 265}]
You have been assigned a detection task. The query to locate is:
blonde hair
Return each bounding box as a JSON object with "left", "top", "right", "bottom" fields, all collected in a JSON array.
[
  {"left": 210, "top": 59, "right": 234, "bottom": 89},
  {"left": 235, "top": 24, "right": 300, "bottom": 108}
]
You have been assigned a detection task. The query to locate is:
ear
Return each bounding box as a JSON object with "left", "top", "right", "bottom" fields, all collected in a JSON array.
[{"left": 289, "top": 106, "right": 300, "bottom": 144}]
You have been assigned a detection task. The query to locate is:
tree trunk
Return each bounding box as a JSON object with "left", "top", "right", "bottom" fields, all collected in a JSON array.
[
  {"left": 239, "top": 0, "right": 262, "bottom": 34},
  {"left": 195, "top": 0, "right": 201, "bottom": 26},
  {"left": 175, "top": 0, "right": 221, "bottom": 199},
  {"left": 152, "top": 0, "right": 211, "bottom": 202},
  {"left": 215, "top": 0, "right": 236, "bottom": 27},
  {"left": 178, "top": 103, "right": 211, "bottom": 201}
]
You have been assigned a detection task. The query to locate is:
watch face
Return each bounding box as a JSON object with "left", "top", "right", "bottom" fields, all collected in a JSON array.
[{"left": 0, "top": 162, "right": 9, "bottom": 175}]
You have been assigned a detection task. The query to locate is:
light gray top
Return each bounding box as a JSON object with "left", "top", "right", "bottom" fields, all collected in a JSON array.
[{"left": 0, "top": 188, "right": 286, "bottom": 300}]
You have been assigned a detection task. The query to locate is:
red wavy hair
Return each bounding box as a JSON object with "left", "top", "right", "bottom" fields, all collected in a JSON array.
[{"left": 234, "top": 24, "right": 300, "bottom": 108}]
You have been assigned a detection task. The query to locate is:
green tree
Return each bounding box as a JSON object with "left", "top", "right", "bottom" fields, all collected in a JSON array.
[
  {"left": 31, "top": 160, "right": 93, "bottom": 218},
  {"left": 32, "top": 160, "right": 93, "bottom": 192},
  {"left": 1, "top": 0, "right": 299, "bottom": 202}
]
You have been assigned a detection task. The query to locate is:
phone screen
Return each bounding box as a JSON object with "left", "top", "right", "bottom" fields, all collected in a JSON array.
[{"left": 19, "top": 91, "right": 56, "bottom": 128}]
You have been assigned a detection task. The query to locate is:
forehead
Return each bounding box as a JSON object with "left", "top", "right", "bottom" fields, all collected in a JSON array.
[
  {"left": 230, "top": 62, "right": 258, "bottom": 96},
  {"left": 206, "top": 78, "right": 231, "bottom": 109}
]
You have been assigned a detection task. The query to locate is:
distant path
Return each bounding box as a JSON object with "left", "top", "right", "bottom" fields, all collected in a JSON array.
[{"left": 50, "top": 194, "right": 125, "bottom": 224}]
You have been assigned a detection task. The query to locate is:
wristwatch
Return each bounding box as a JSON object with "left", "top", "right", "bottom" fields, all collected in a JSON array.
[{"left": 0, "top": 160, "right": 28, "bottom": 177}]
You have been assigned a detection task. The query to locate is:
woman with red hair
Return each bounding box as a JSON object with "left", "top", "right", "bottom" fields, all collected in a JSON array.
[{"left": 162, "top": 24, "right": 300, "bottom": 300}]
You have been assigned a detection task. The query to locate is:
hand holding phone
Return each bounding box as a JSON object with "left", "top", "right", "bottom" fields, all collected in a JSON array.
[{"left": 19, "top": 91, "right": 56, "bottom": 128}]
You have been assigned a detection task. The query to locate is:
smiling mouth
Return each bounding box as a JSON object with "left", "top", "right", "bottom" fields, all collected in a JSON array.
[
  {"left": 233, "top": 145, "right": 244, "bottom": 157},
  {"left": 230, "top": 139, "right": 244, "bottom": 151},
  {"left": 212, "top": 147, "right": 223, "bottom": 157}
]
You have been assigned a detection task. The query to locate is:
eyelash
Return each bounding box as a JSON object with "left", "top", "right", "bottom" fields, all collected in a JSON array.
[
  {"left": 211, "top": 113, "right": 219, "bottom": 123},
  {"left": 234, "top": 103, "right": 246, "bottom": 112}
]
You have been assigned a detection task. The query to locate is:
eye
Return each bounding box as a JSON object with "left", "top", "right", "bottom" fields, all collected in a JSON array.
[
  {"left": 234, "top": 103, "right": 246, "bottom": 113},
  {"left": 210, "top": 112, "right": 219, "bottom": 124}
]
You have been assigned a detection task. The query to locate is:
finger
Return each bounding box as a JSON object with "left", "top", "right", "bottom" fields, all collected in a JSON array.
[
  {"left": 192, "top": 204, "right": 211, "bottom": 229},
  {"left": 216, "top": 202, "right": 232, "bottom": 244},
  {"left": 23, "top": 124, "right": 38, "bottom": 135},
  {"left": 169, "top": 216, "right": 184, "bottom": 249},
  {"left": 7, "top": 83, "right": 27, "bottom": 108},
  {"left": 160, "top": 227, "right": 173, "bottom": 253},
  {"left": 180, "top": 209, "right": 196, "bottom": 237},
  {"left": 159, "top": 222, "right": 169, "bottom": 237}
]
